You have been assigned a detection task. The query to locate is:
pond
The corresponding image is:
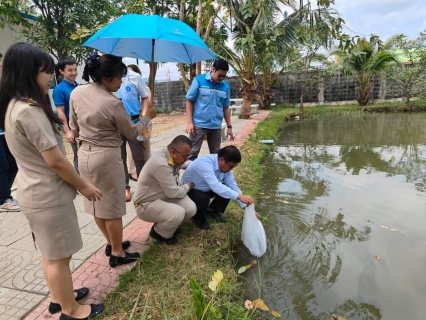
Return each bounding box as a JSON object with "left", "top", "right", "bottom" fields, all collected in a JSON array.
[{"left": 244, "top": 113, "right": 426, "bottom": 319}]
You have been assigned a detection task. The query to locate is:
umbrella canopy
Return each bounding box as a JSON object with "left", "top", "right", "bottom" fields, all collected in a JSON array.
[{"left": 83, "top": 14, "right": 216, "bottom": 63}]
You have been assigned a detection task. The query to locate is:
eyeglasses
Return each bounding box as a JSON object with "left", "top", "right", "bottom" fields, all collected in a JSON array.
[
  {"left": 215, "top": 72, "right": 227, "bottom": 79},
  {"left": 172, "top": 148, "right": 189, "bottom": 160},
  {"left": 225, "top": 159, "right": 237, "bottom": 170}
]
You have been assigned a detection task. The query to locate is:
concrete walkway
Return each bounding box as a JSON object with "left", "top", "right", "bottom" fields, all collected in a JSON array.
[{"left": 0, "top": 112, "right": 269, "bottom": 320}]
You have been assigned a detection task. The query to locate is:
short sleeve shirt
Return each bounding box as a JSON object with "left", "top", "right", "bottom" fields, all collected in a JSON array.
[
  {"left": 116, "top": 70, "right": 149, "bottom": 117},
  {"left": 185, "top": 72, "right": 231, "bottom": 129},
  {"left": 4, "top": 99, "right": 76, "bottom": 208},
  {"left": 52, "top": 79, "right": 79, "bottom": 123}
]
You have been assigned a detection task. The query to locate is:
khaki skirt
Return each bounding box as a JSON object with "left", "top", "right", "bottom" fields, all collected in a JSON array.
[
  {"left": 79, "top": 144, "right": 126, "bottom": 219},
  {"left": 21, "top": 202, "right": 83, "bottom": 260}
]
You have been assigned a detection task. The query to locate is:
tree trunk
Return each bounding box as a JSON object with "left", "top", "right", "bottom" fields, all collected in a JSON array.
[
  {"left": 189, "top": 63, "right": 196, "bottom": 82},
  {"left": 357, "top": 74, "right": 370, "bottom": 106},
  {"left": 178, "top": 63, "right": 190, "bottom": 91},
  {"left": 195, "top": 0, "right": 202, "bottom": 75},
  {"left": 299, "top": 87, "right": 305, "bottom": 112},
  {"left": 240, "top": 82, "right": 253, "bottom": 119}
]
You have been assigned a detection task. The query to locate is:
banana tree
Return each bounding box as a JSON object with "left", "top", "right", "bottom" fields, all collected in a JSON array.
[{"left": 332, "top": 35, "right": 401, "bottom": 106}]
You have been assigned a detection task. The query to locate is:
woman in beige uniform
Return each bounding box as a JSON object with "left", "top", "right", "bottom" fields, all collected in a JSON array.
[
  {"left": 0, "top": 43, "right": 104, "bottom": 320},
  {"left": 70, "top": 54, "right": 156, "bottom": 268}
]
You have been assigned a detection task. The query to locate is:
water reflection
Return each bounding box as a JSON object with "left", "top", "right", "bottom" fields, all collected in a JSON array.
[{"left": 244, "top": 114, "right": 426, "bottom": 319}]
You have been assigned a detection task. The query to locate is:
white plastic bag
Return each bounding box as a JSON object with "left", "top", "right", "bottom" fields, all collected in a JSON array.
[{"left": 241, "top": 204, "right": 267, "bottom": 257}]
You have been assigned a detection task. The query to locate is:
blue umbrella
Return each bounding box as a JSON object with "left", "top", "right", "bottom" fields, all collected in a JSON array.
[{"left": 83, "top": 14, "right": 216, "bottom": 94}]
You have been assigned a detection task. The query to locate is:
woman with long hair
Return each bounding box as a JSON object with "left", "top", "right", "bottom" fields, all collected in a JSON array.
[
  {"left": 69, "top": 53, "right": 156, "bottom": 268},
  {"left": 0, "top": 42, "right": 104, "bottom": 319}
]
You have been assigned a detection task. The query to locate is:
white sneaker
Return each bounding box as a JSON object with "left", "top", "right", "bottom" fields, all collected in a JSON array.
[
  {"left": 7, "top": 197, "right": 18, "bottom": 206},
  {"left": 0, "top": 199, "right": 20, "bottom": 212}
]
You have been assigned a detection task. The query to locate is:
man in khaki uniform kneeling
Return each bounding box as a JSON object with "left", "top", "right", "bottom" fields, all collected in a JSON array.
[{"left": 133, "top": 135, "right": 196, "bottom": 244}]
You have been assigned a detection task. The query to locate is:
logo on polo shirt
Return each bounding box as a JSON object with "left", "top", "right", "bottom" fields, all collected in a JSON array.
[{"left": 126, "top": 86, "right": 132, "bottom": 92}]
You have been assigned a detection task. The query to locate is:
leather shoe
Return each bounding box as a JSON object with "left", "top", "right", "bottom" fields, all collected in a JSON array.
[
  {"left": 125, "top": 189, "right": 131, "bottom": 202},
  {"left": 59, "top": 303, "right": 105, "bottom": 319},
  {"left": 129, "top": 174, "right": 138, "bottom": 182},
  {"left": 109, "top": 251, "right": 140, "bottom": 268},
  {"left": 207, "top": 209, "right": 227, "bottom": 222},
  {"left": 173, "top": 228, "right": 182, "bottom": 236},
  {"left": 192, "top": 218, "right": 210, "bottom": 230},
  {"left": 149, "top": 225, "right": 177, "bottom": 244},
  {"left": 49, "top": 287, "right": 89, "bottom": 314},
  {"left": 105, "top": 241, "right": 131, "bottom": 257}
]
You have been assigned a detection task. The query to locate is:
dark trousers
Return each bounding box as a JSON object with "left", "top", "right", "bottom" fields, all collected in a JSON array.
[
  {"left": 120, "top": 135, "right": 146, "bottom": 189},
  {"left": 71, "top": 141, "right": 79, "bottom": 173},
  {"left": 188, "top": 127, "right": 222, "bottom": 160},
  {"left": 187, "top": 189, "right": 230, "bottom": 223},
  {"left": 0, "top": 135, "right": 18, "bottom": 204}
]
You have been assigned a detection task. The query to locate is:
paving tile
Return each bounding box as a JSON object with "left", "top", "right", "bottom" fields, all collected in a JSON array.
[{"left": 0, "top": 286, "right": 44, "bottom": 320}]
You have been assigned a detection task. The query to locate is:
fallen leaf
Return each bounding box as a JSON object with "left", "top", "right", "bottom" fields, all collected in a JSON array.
[
  {"left": 245, "top": 300, "right": 253, "bottom": 310},
  {"left": 375, "top": 255, "right": 381, "bottom": 260},
  {"left": 260, "top": 192, "right": 265, "bottom": 195},
  {"left": 251, "top": 260, "right": 258, "bottom": 266},
  {"left": 271, "top": 310, "right": 281, "bottom": 318},
  {"left": 208, "top": 270, "right": 223, "bottom": 292},
  {"left": 216, "top": 240, "right": 221, "bottom": 246},
  {"left": 278, "top": 200, "right": 290, "bottom": 204},
  {"left": 380, "top": 225, "right": 389, "bottom": 230},
  {"left": 253, "top": 299, "right": 269, "bottom": 311},
  {"left": 238, "top": 264, "right": 252, "bottom": 274},
  {"left": 389, "top": 228, "right": 398, "bottom": 232},
  {"left": 264, "top": 196, "right": 271, "bottom": 199}
]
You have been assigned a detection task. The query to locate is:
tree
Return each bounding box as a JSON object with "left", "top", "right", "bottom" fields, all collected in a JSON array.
[
  {"left": 332, "top": 35, "right": 401, "bottom": 106},
  {"left": 0, "top": 0, "right": 121, "bottom": 63},
  {"left": 387, "top": 31, "right": 426, "bottom": 109}
]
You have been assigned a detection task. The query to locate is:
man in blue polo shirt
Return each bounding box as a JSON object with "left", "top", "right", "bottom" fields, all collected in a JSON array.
[
  {"left": 53, "top": 56, "right": 79, "bottom": 172},
  {"left": 185, "top": 59, "right": 234, "bottom": 160}
]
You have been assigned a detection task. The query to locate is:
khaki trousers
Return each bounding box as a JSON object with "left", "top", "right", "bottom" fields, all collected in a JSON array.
[{"left": 136, "top": 195, "right": 196, "bottom": 238}]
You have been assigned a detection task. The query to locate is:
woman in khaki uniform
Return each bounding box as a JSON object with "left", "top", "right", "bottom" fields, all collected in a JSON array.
[
  {"left": 69, "top": 54, "right": 156, "bottom": 268},
  {"left": 0, "top": 43, "right": 104, "bottom": 319}
]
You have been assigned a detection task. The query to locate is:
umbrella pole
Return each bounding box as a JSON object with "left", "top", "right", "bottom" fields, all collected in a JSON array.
[{"left": 149, "top": 39, "right": 155, "bottom": 100}]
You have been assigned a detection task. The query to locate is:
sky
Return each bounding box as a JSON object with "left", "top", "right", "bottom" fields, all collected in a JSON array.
[{"left": 127, "top": 0, "right": 426, "bottom": 82}]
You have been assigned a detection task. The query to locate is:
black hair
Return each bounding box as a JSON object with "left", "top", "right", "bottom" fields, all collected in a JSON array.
[
  {"left": 170, "top": 135, "right": 193, "bottom": 148},
  {"left": 218, "top": 145, "right": 241, "bottom": 163},
  {"left": 0, "top": 42, "right": 60, "bottom": 131},
  {"left": 0, "top": 53, "right": 3, "bottom": 59},
  {"left": 127, "top": 64, "right": 141, "bottom": 75},
  {"left": 57, "top": 56, "right": 76, "bottom": 71},
  {"left": 82, "top": 53, "right": 127, "bottom": 83},
  {"left": 212, "top": 59, "right": 229, "bottom": 72}
]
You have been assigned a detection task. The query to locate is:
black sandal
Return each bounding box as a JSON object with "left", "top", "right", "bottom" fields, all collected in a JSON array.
[
  {"left": 48, "top": 287, "right": 89, "bottom": 314},
  {"left": 59, "top": 303, "right": 105, "bottom": 319}
]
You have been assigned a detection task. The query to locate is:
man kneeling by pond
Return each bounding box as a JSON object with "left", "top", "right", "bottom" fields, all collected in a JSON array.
[
  {"left": 181, "top": 145, "right": 254, "bottom": 230},
  {"left": 133, "top": 135, "right": 196, "bottom": 244}
]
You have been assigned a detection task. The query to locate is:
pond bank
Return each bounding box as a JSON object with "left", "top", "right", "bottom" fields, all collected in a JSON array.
[{"left": 98, "top": 102, "right": 426, "bottom": 319}]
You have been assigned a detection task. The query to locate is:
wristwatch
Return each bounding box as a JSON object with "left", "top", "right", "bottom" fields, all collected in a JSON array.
[{"left": 227, "top": 125, "right": 233, "bottom": 129}]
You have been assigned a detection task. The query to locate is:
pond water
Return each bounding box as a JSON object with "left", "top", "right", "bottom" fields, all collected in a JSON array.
[{"left": 244, "top": 113, "right": 426, "bottom": 319}]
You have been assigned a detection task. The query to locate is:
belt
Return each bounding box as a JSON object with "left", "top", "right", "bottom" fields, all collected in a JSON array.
[{"left": 130, "top": 114, "right": 140, "bottom": 120}]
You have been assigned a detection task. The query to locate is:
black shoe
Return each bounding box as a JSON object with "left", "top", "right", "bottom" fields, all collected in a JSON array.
[
  {"left": 59, "top": 303, "right": 105, "bottom": 319},
  {"left": 105, "top": 241, "right": 131, "bottom": 257},
  {"left": 173, "top": 228, "right": 182, "bottom": 236},
  {"left": 49, "top": 287, "right": 90, "bottom": 314},
  {"left": 207, "top": 209, "right": 227, "bottom": 223},
  {"left": 149, "top": 225, "right": 178, "bottom": 244},
  {"left": 129, "top": 174, "right": 138, "bottom": 182},
  {"left": 192, "top": 218, "right": 210, "bottom": 230},
  {"left": 109, "top": 251, "right": 140, "bottom": 268}
]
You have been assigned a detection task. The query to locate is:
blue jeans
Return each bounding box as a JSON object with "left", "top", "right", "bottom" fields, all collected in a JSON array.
[{"left": 0, "top": 135, "right": 18, "bottom": 204}]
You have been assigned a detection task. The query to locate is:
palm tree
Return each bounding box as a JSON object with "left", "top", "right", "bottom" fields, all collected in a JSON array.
[{"left": 332, "top": 35, "right": 401, "bottom": 106}]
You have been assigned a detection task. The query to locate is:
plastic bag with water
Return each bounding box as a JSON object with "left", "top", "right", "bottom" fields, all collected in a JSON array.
[{"left": 241, "top": 204, "right": 267, "bottom": 257}]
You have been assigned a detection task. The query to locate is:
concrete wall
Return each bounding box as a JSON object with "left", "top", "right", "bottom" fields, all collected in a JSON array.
[{"left": 152, "top": 71, "right": 408, "bottom": 111}]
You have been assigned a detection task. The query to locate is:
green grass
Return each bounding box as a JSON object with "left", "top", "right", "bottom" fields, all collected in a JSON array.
[{"left": 98, "top": 101, "right": 426, "bottom": 319}]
